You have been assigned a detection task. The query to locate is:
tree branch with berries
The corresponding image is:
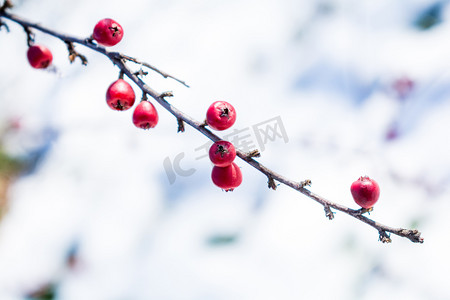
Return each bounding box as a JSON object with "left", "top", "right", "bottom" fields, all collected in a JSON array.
[{"left": 0, "top": 1, "right": 424, "bottom": 244}]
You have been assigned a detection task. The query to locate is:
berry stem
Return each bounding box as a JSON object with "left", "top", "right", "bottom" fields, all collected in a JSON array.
[
  {"left": 0, "top": 11, "right": 424, "bottom": 244},
  {"left": 141, "top": 91, "right": 148, "bottom": 101},
  {"left": 177, "top": 118, "right": 185, "bottom": 133}
]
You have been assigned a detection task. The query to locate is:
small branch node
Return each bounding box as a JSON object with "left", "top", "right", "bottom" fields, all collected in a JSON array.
[
  {"left": 324, "top": 205, "right": 335, "bottom": 220},
  {"left": 159, "top": 91, "right": 173, "bottom": 98},
  {"left": 177, "top": 118, "right": 185, "bottom": 133},
  {"left": 0, "top": 0, "right": 13, "bottom": 13},
  {"left": 133, "top": 68, "right": 148, "bottom": 77},
  {"left": 379, "top": 231, "right": 392, "bottom": 243},
  {"left": 356, "top": 207, "right": 373, "bottom": 215},
  {"left": 65, "top": 41, "right": 88, "bottom": 65},
  {"left": 267, "top": 175, "right": 277, "bottom": 190},
  {"left": 245, "top": 149, "right": 261, "bottom": 159},
  {"left": 85, "top": 36, "right": 95, "bottom": 44},
  {"left": 299, "top": 179, "right": 312, "bottom": 188}
]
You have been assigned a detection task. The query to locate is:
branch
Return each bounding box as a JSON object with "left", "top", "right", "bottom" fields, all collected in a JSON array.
[{"left": 0, "top": 11, "right": 424, "bottom": 244}]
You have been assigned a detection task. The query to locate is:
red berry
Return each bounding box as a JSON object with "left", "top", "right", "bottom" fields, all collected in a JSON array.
[
  {"left": 27, "top": 45, "right": 53, "bottom": 69},
  {"left": 209, "top": 140, "right": 236, "bottom": 167},
  {"left": 106, "top": 79, "right": 135, "bottom": 111},
  {"left": 206, "top": 101, "right": 236, "bottom": 131},
  {"left": 132, "top": 101, "right": 159, "bottom": 129},
  {"left": 92, "top": 18, "right": 124, "bottom": 47},
  {"left": 350, "top": 176, "right": 380, "bottom": 209},
  {"left": 211, "top": 162, "right": 242, "bottom": 191}
]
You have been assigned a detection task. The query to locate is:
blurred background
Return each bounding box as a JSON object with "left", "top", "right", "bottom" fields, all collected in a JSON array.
[{"left": 1, "top": 0, "right": 449, "bottom": 299}]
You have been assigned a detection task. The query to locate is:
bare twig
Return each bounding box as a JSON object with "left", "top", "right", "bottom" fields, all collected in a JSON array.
[
  {"left": 121, "top": 54, "right": 190, "bottom": 88},
  {"left": 0, "top": 11, "right": 424, "bottom": 244}
]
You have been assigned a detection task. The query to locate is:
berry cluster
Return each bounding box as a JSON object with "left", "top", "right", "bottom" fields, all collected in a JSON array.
[
  {"left": 205, "top": 101, "right": 242, "bottom": 191},
  {"left": 26, "top": 19, "right": 240, "bottom": 191},
  {"left": 27, "top": 18, "right": 159, "bottom": 130}
]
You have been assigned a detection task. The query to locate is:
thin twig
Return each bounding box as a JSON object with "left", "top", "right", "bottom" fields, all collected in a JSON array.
[
  {"left": 0, "top": 11, "right": 424, "bottom": 244},
  {"left": 121, "top": 54, "right": 190, "bottom": 88}
]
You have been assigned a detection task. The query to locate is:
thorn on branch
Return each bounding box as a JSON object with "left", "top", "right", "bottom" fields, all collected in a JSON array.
[
  {"left": 379, "top": 231, "right": 392, "bottom": 243},
  {"left": 267, "top": 175, "right": 277, "bottom": 190},
  {"left": 159, "top": 91, "right": 173, "bottom": 98},
  {"left": 177, "top": 118, "right": 185, "bottom": 133},
  {"left": 324, "top": 205, "right": 334, "bottom": 220}
]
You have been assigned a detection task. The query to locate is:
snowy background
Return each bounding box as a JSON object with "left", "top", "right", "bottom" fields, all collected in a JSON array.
[{"left": 1, "top": 0, "right": 450, "bottom": 299}]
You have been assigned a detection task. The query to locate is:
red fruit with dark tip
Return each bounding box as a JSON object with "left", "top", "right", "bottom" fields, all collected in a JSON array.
[
  {"left": 206, "top": 101, "right": 236, "bottom": 131},
  {"left": 132, "top": 101, "right": 159, "bottom": 129},
  {"left": 27, "top": 45, "right": 53, "bottom": 69},
  {"left": 209, "top": 140, "right": 236, "bottom": 167},
  {"left": 92, "top": 18, "right": 124, "bottom": 47},
  {"left": 351, "top": 176, "right": 380, "bottom": 209},
  {"left": 211, "top": 162, "right": 242, "bottom": 191},
  {"left": 106, "top": 79, "right": 135, "bottom": 111}
]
